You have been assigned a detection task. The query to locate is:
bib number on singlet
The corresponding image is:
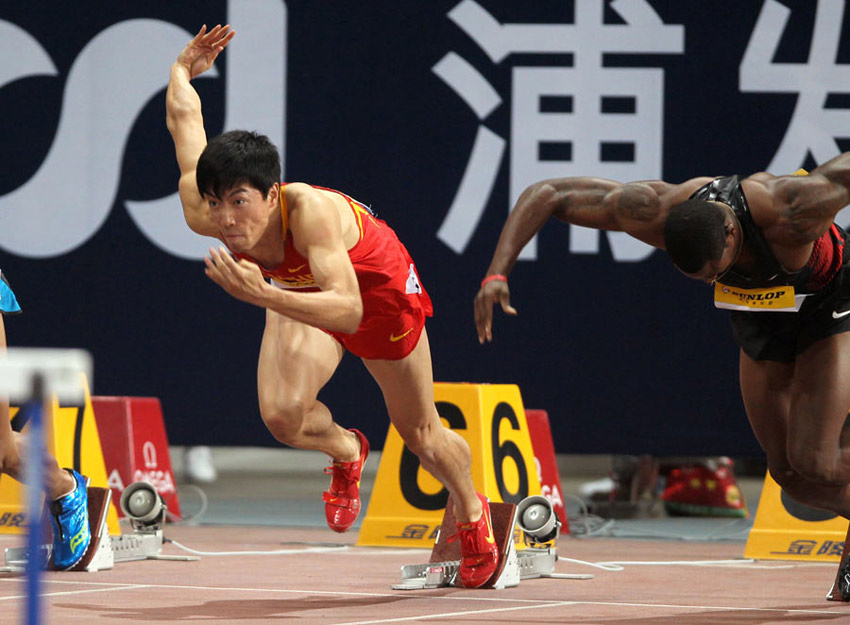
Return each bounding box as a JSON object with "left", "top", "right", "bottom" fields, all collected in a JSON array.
[{"left": 714, "top": 282, "right": 805, "bottom": 312}]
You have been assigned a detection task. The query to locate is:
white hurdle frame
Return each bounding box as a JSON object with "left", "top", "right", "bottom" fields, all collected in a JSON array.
[{"left": 0, "top": 348, "right": 92, "bottom": 625}]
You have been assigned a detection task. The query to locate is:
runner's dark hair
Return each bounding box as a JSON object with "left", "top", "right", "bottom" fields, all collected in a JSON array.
[{"left": 196, "top": 130, "right": 281, "bottom": 199}]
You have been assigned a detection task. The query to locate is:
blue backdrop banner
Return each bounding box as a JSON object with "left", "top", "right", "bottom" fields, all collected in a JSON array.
[{"left": 0, "top": 1, "right": 843, "bottom": 455}]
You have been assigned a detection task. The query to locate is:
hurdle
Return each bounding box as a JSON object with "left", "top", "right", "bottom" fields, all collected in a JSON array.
[
  {"left": 0, "top": 347, "right": 93, "bottom": 625},
  {"left": 0, "top": 352, "right": 197, "bottom": 583}
]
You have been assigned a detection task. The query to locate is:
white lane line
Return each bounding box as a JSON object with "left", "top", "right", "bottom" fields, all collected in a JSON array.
[
  {"left": 334, "top": 599, "right": 850, "bottom": 624},
  {"left": 0, "top": 584, "right": 152, "bottom": 601},
  {"left": 333, "top": 601, "right": 577, "bottom": 625},
  {"left": 0, "top": 578, "right": 551, "bottom": 602},
  {"left": 167, "top": 540, "right": 348, "bottom": 556},
  {"left": 573, "top": 600, "right": 842, "bottom": 616},
  {"left": 339, "top": 550, "right": 432, "bottom": 557},
  {"left": 0, "top": 578, "right": 842, "bottom": 618}
]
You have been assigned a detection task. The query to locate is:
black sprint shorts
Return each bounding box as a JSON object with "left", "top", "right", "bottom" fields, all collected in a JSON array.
[{"left": 730, "top": 266, "right": 850, "bottom": 362}]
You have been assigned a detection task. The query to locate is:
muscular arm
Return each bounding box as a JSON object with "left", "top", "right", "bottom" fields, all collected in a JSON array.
[
  {"left": 483, "top": 177, "right": 671, "bottom": 279},
  {"left": 748, "top": 153, "right": 850, "bottom": 246},
  {"left": 812, "top": 152, "right": 850, "bottom": 200},
  {"left": 474, "top": 175, "right": 703, "bottom": 343},
  {"left": 165, "top": 25, "right": 235, "bottom": 237},
  {"left": 166, "top": 62, "right": 212, "bottom": 235}
]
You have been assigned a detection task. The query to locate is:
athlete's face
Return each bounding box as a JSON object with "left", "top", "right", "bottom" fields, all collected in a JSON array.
[
  {"left": 682, "top": 218, "right": 742, "bottom": 285},
  {"left": 207, "top": 183, "right": 278, "bottom": 253}
]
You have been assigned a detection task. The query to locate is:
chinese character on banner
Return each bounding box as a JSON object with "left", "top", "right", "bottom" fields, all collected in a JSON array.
[
  {"left": 740, "top": 0, "right": 850, "bottom": 228},
  {"left": 433, "top": 0, "right": 684, "bottom": 261}
]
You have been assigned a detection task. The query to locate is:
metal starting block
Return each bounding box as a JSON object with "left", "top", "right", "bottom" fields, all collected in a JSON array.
[
  {"left": 394, "top": 495, "right": 591, "bottom": 590},
  {"left": 2, "top": 482, "right": 197, "bottom": 573},
  {"left": 395, "top": 547, "right": 572, "bottom": 590},
  {"left": 3, "top": 486, "right": 114, "bottom": 573},
  {"left": 393, "top": 497, "right": 523, "bottom": 590}
]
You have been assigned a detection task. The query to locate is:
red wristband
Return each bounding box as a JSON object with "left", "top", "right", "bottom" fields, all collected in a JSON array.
[{"left": 480, "top": 274, "right": 508, "bottom": 288}]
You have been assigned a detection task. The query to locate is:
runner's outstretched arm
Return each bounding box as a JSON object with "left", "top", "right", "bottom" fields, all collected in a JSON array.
[
  {"left": 474, "top": 176, "right": 680, "bottom": 342},
  {"left": 166, "top": 24, "right": 235, "bottom": 236}
]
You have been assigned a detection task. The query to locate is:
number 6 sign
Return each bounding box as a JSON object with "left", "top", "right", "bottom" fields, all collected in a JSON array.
[{"left": 358, "top": 383, "right": 541, "bottom": 549}]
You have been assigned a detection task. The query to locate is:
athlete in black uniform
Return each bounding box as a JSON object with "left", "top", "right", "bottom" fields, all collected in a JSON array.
[
  {"left": 691, "top": 175, "right": 850, "bottom": 362},
  {"left": 473, "top": 156, "right": 850, "bottom": 597}
]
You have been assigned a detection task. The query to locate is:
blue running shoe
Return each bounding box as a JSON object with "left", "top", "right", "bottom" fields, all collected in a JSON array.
[{"left": 49, "top": 470, "right": 91, "bottom": 570}]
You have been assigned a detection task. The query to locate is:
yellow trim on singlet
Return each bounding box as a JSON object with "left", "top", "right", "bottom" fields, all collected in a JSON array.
[
  {"left": 280, "top": 182, "right": 375, "bottom": 243},
  {"left": 279, "top": 183, "right": 290, "bottom": 240},
  {"left": 353, "top": 203, "right": 364, "bottom": 241},
  {"left": 351, "top": 201, "right": 379, "bottom": 241}
]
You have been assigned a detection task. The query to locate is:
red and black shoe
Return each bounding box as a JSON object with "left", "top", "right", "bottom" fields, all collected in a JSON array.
[
  {"left": 452, "top": 492, "right": 500, "bottom": 588},
  {"left": 660, "top": 457, "right": 748, "bottom": 518},
  {"left": 322, "top": 429, "right": 370, "bottom": 533}
]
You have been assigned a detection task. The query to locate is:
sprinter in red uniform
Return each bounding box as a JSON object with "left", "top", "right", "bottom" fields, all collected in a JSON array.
[{"left": 166, "top": 25, "right": 498, "bottom": 588}]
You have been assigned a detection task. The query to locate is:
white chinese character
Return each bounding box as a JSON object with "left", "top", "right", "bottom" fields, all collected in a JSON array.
[
  {"left": 434, "top": 0, "right": 684, "bottom": 261},
  {"left": 740, "top": 0, "right": 850, "bottom": 226}
]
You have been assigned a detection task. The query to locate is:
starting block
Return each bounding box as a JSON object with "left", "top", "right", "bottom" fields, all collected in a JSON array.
[
  {"left": 3, "top": 486, "right": 114, "bottom": 572},
  {"left": 2, "top": 481, "right": 197, "bottom": 573},
  {"left": 394, "top": 497, "right": 519, "bottom": 590},
  {"left": 827, "top": 525, "right": 850, "bottom": 601},
  {"left": 393, "top": 495, "right": 586, "bottom": 590}
]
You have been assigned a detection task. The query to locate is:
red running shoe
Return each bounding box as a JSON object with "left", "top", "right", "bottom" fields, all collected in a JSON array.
[
  {"left": 660, "top": 458, "right": 748, "bottom": 518},
  {"left": 322, "top": 429, "right": 370, "bottom": 533},
  {"left": 452, "top": 492, "right": 500, "bottom": 588}
]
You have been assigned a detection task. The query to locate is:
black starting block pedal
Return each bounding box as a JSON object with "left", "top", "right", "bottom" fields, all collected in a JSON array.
[{"left": 67, "top": 486, "right": 113, "bottom": 572}]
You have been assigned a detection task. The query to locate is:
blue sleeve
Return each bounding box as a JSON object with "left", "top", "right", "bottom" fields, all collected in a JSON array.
[{"left": 0, "top": 270, "right": 22, "bottom": 315}]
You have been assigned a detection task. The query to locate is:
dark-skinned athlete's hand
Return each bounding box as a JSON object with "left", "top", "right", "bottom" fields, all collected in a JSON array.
[{"left": 474, "top": 279, "right": 517, "bottom": 343}]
